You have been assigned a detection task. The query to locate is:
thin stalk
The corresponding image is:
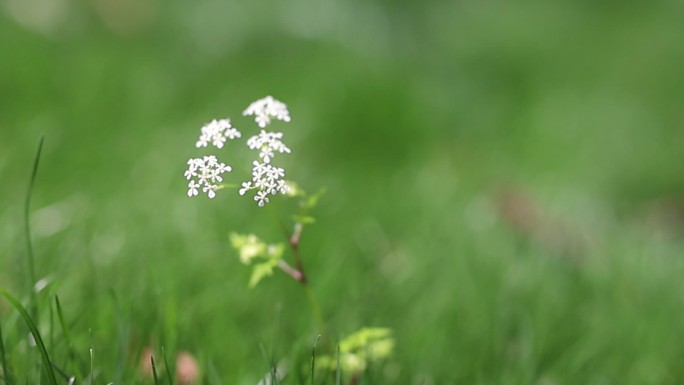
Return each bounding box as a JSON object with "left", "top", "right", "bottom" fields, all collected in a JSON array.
[
  {"left": 276, "top": 260, "right": 304, "bottom": 282},
  {"left": 282, "top": 221, "right": 333, "bottom": 352},
  {"left": 303, "top": 284, "right": 327, "bottom": 341},
  {"left": 24, "top": 136, "right": 44, "bottom": 319},
  {"left": 310, "top": 335, "right": 321, "bottom": 385},
  {"left": 289, "top": 223, "right": 306, "bottom": 281}
]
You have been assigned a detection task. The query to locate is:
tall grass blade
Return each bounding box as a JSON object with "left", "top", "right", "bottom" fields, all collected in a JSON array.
[
  {"left": 162, "top": 347, "right": 174, "bottom": 385},
  {"left": 55, "top": 295, "right": 83, "bottom": 382},
  {"left": 0, "top": 288, "right": 58, "bottom": 385},
  {"left": 54, "top": 296, "right": 73, "bottom": 356},
  {"left": 0, "top": 322, "right": 13, "bottom": 385},
  {"left": 24, "top": 135, "right": 44, "bottom": 317}
]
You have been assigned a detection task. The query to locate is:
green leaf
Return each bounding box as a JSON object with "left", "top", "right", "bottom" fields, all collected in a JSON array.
[
  {"left": 304, "top": 188, "right": 326, "bottom": 210},
  {"left": 248, "top": 259, "right": 279, "bottom": 288}
]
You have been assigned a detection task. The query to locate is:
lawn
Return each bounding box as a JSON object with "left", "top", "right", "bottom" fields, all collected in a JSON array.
[{"left": 1, "top": 1, "right": 684, "bottom": 384}]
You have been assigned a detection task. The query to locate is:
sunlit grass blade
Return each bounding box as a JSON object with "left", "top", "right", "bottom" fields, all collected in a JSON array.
[
  {"left": 0, "top": 321, "right": 14, "bottom": 385},
  {"left": 0, "top": 288, "right": 58, "bottom": 385},
  {"left": 23, "top": 135, "right": 44, "bottom": 317}
]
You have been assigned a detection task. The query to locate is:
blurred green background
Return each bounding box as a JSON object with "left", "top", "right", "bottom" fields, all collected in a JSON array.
[{"left": 1, "top": 0, "right": 684, "bottom": 384}]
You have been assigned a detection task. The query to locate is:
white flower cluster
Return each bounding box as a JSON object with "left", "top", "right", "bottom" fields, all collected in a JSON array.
[
  {"left": 185, "top": 156, "right": 231, "bottom": 198},
  {"left": 247, "top": 130, "right": 291, "bottom": 163},
  {"left": 239, "top": 162, "right": 289, "bottom": 206},
  {"left": 243, "top": 95, "right": 291, "bottom": 128},
  {"left": 196, "top": 118, "right": 241, "bottom": 149},
  {"left": 184, "top": 96, "right": 292, "bottom": 205},
  {"left": 239, "top": 97, "right": 291, "bottom": 206}
]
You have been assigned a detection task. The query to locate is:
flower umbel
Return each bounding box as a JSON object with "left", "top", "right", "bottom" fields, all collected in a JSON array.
[
  {"left": 183, "top": 96, "right": 292, "bottom": 205},
  {"left": 196, "top": 118, "right": 241, "bottom": 149},
  {"left": 243, "top": 96, "right": 291, "bottom": 128},
  {"left": 184, "top": 156, "right": 231, "bottom": 198},
  {"left": 246, "top": 130, "right": 291, "bottom": 163}
]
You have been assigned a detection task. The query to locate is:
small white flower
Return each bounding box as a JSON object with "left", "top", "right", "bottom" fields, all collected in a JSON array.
[
  {"left": 225, "top": 127, "right": 241, "bottom": 139},
  {"left": 277, "top": 180, "right": 289, "bottom": 194},
  {"left": 184, "top": 159, "right": 198, "bottom": 180},
  {"left": 252, "top": 160, "right": 268, "bottom": 177},
  {"left": 196, "top": 119, "right": 241, "bottom": 149},
  {"left": 204, "top": 184, "right": 219, "bottom": 199},
  {"left": 187, "top": 180, "right": 200, "bottom": 197},
  {"left": 254, "top": 190, "right": 270, "bottom": 207},
  {"left": 216, "top": 162, "right": 231, "bottom": 174},
  {"left": 243, "top": 96, "right": 291, "bottom": 128},
  {"left": 239, "top": 182, "right": 252, "bottom": 196}
]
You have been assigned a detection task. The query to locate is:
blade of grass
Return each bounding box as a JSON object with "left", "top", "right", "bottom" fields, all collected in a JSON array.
[
  {"left": 151, "top": 356, "right": 160, "bottom": 385},
  {"left": 88, "top": 348, "right": 93, "bottom": 385},
  {"left": 54, "top": 296, "right": 73, "bottom": 358},
  {"left": 0, "top": 288, "right": 58, "bottom": 385},
  {"left": 310, "top": 335, "right": 320, "bottom": 385},
  {"left": 55, "top": 295, "right": 84, "bottom": 382},
  {"left": 48, "top": 298, "right": 54, "bottom": 354},
  {"left": 162, "top": 347, "right": 174, "bottom": 385},
  {"left": 24, "top": 135, "right": 44, "bottom": 319},
  {"left": 0, "top": 321, "right": 14, "bottom": 385}
]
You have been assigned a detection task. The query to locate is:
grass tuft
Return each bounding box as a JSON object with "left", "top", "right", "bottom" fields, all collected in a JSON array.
[{"left": 0, "top": 288, "right": 58, "bottom": 385}]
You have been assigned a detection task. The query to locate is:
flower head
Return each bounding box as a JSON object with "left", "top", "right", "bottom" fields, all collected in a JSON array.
[
  {"left": 185, "top": 156, "right": 231, "bottom": 198},
  {"left": 243, "top": 96, "right": 291, "bottom": 128},
  {"left": 246, "top": 130, "right": 291, "bottom": 163},
  {"left": 196, "top": 119, "right": 241, "bottom": 149},
  {"left": 183, "top": 96, "right": 294, "bottom": 206}
]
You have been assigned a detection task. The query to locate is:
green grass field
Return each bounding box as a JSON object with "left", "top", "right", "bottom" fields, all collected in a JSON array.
[{"left": 1, "top": 1, "right": 684, "bottom": 384}]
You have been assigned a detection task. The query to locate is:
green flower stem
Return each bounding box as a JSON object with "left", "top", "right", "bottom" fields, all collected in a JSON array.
[
  {"left": 283, "top": 221, "right": 334, "bottom": 352},
  {"left": 303, "top": 283, "right": 328, "bottom": 342}
]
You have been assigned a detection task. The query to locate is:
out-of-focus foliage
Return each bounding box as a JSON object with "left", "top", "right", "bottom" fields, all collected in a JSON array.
[{"left": 1, "top": 0, "right": 683, "bottom": 384}]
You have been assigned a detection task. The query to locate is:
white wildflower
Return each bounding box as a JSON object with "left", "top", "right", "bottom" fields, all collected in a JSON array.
[
  {"left": 196, "top": 119, "right": 241, "bottom": 149},
  {"left": 254, "top": 190, "right": 270, "bottom": 207},
  {"left": 185, "top": 156, "right": 231, "bottom": 198},
  {"left": 243, "top": 96, "right": 291, "bottom": 128},
  {"left": 183, "top": 97, "right": 294, "bottom": 206},
  {"left": 187, "top": 180, "right": 200, "bottom": 197},
  {"left": 239, "top": 181, "right": 252, "bottom": 196}
]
